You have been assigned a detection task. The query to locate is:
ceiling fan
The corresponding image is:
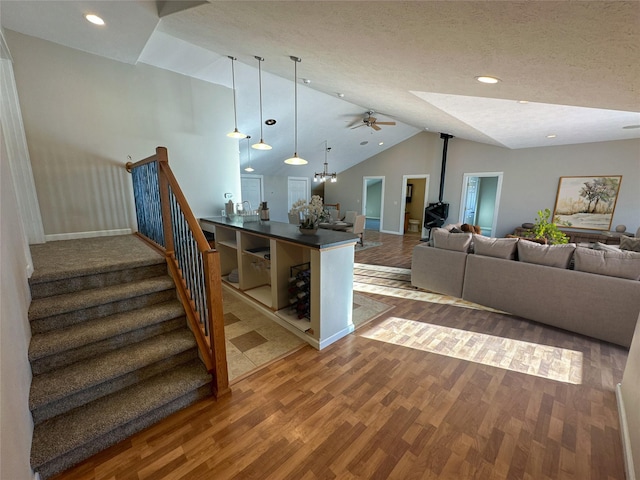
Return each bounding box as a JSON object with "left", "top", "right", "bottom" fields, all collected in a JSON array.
[{"left": 349, "top": 110, "right": 396, "bottom": 131}]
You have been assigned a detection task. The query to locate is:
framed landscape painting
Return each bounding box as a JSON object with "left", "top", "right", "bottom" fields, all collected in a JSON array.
[{"left": 553, "top": 175, "right": 622, "bottom": 231}]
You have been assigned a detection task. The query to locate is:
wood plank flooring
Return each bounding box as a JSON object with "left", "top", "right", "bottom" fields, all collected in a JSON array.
[{"left": 53, "top": 230, "right": 628, "bottom": 480}]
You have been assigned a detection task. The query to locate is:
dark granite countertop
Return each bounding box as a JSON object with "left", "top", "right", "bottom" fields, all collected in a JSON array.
[{"left": 200, "top": 217, "right": 358, "bottom": 249}]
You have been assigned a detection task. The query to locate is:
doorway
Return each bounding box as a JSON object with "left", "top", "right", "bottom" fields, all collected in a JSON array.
[
  {"left": 288, "top": 177, "right": 309, "bottom": 211},
  {"left": 459, "top": 172, "right": 503, "bottom": 236},
  {"left": 362, "top": 176, "right": 384, "bottom": 231},
  {"left": 401, "top": 174, "right": 429, "bottom": 236},
  {"left": 241, "top": 174, "right": 264, "bottom": 213}
]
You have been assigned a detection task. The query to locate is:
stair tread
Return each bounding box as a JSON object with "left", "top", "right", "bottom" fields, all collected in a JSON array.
[
  {"left": 30, "top": 329, "right": 197, "bottom": 410},
  {"left": 29, "top": 235, "right": 164, "bottom": 285},
  {"left": 28, "top": 276, "right": 175, "bottom": 321},
  {"left": 31, "top": 359, "right": 210, "bottom": 469},
  {"left": 29, "top": 300, "right": 185, "bottom": 361}
]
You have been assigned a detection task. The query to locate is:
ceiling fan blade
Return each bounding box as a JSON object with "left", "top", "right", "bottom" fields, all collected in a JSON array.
[
  {"left": 347, "top": 118, "right": 363, "bottom": 128},
  {"left": 375, "top": 121, "right": 396, "bottom": 126},
  {"left": 350, "top": 123, "right": 366, "bottom": 129},
  {"left": 372, "top": 124, "right": 382, "bottom": 131},
  {"left": 366, "top": 116, "right": 377, "bottom": 123}
]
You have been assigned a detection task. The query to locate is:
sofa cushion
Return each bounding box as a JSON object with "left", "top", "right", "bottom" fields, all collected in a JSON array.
[
  {"left": 620, "top": 235, "right": 640, "bottom": 252},
  {"left": 432, "top": 228, "right": 473, "bottom": 252},
  {"left": 517, "top": 241, "right": 576, "bottom": 268},
  {"left": 472, "top": 235, "right": 518, "bottom": 259},
  {"left": 574, "top": 247, "right": 640, "bottom": 280}
]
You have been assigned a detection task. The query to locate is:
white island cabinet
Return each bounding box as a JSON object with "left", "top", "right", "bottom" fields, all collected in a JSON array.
[{"left": 200, "top": 217, "right": 358, "bottom": 350}]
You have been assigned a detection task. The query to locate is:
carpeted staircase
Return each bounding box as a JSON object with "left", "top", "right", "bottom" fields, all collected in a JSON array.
[{"left": 28, "top": 237, "right": 212, "bottom": 479}]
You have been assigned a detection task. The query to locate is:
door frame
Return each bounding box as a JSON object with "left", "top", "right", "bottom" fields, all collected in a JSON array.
[
  {"left": 458, "top": 172, "right": 503, "bottom": 236},
  {"left": 400, "top": 174, "right": 430, "bottom": 236},
  {"left": 362, "top": 176, "right": 385, "bottom": 233}
]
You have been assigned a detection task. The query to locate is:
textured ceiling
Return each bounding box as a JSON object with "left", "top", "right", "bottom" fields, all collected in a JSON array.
[{"left": 2, "top": 1, "right": 639, "bottom": 176}]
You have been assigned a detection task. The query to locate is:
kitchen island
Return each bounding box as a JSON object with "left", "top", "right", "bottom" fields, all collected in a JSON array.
[{"left": 200, "top": 217, "right": 359, "bottom": 349}]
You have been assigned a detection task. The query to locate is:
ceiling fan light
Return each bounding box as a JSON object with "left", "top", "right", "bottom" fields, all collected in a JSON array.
[{"left": 284, "top": 153, "right": 307, "bottom": 165}]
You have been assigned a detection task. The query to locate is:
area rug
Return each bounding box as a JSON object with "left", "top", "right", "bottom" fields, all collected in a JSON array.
[
  {"left": 353, "top": 263, "right": 501, "bottom": 312},
  {"left": 223, "top": 287, "right": 394, "bottom": 383},
  {"left": 355, "top": 241, "right": 382, "bottom": 252}
]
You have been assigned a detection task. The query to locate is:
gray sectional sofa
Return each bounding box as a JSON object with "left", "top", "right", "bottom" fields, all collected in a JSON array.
[{"left": 411, "top": 229, "right": 640, "bottom": 347}]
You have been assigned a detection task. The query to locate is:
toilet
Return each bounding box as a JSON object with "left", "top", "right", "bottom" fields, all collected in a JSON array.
[{"left": 408, "top": 219, "right": 420, "bottom": 233}]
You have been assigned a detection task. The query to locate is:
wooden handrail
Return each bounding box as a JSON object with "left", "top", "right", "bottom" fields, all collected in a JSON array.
[{"left": 127, "top": 147, "right": 229, "bottom": 398}]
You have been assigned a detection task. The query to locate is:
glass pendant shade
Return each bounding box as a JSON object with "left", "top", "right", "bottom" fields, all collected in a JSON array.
[
  {"left": 252, "top": 56, "right": 271, "bottom": 150},
  {"left": 284, "top": 56, "right": 306, "bottom": 165},
  {"left": 226, "top": 56, "right": 247, "bottom": 139}
]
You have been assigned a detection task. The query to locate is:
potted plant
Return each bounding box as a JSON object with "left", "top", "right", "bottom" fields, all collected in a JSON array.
[
  {"left": 527, "top": 208, "right": 569, "bottom": 244},
  {"left": 290, "top": 195, "right": 329, "bottom": 234}
]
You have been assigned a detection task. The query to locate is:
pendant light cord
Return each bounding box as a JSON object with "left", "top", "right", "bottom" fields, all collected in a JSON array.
[
  {"left": 293, "top": 59, "right": 298, "bottom": 155},
  {"left": 230, "top": 56, "right": 239, "bottom": 129},
  {"left": 257, "top": 56, "right": 265, "bottom": 142}
]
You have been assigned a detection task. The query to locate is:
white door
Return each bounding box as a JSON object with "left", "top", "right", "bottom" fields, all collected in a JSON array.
[
  {"left": 241, "top": 175, "right": 264, "bottom": 212},
  {"left": 288, "top": 177, "right": 309, "bottom": 210}
]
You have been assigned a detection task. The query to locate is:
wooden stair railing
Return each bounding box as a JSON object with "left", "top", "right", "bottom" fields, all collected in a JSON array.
[{"left": 126, "top": 147, "right": 229, "bottom": 397}]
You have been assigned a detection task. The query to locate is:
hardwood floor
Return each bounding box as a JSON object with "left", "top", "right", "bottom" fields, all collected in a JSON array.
[{"left": 53, "top": 231, "right": 628, "bottom": 480}]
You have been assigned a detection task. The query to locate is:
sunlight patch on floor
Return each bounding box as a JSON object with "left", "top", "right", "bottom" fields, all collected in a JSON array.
[{"left": 361, "top": 316, "right": 583, "bottom": 384}]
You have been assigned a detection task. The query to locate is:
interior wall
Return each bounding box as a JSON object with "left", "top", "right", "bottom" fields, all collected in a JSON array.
[
  {"left": 0, "top": 126, "right": 36, "bottom": 480},
  {"left": 325, "top": 133, "right": 440, "bottom": 232},
  {"left": 328, "top": 132, "right": 640, "bottom": 236},
  {"left": 5, "top": 30, "right": 241, "bottom": 238}
]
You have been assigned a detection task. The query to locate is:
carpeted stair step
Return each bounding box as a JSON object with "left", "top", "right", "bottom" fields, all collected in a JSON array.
[
  {"left": 29, "top": 300, "right": 186, "bottom": 375},
  {"left": 31, "top": 358, "right": 211, "bottom": 480},
  {"left": 30, "top": 262, "right": 168, "bottom": 299},
  {"left": 30, "top": 329, "right": 198, "bottom": 423},
  {"left": 29, "top": 276, "right": 177, "bottom": 334}
]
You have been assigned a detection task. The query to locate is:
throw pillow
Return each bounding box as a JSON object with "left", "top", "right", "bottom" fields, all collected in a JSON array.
[
  {"left": 619, "top": 235, "right": 640, "bottom": 252},
  {"left": 472, "top": 235, "right": 518, "bottom": 259},
  {"left": 517, "top": 241, "right": 576, "bottom": 268},
  {"left": 592, "top": 242, "right": 623, "bottom": 253},
  {"left": 574, "top": 247, "right": 640, "bottom": 280},
  {"left": 432, "top": 228, "right": 473, "bottom": 253}
]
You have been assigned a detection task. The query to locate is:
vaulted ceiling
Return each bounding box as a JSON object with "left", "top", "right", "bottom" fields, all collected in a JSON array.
[{"left": 2, "top": 1, "right": 639, "bottom": 176}]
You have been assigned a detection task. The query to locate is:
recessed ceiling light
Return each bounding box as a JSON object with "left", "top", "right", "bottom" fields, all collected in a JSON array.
[
  {"left": 85, "top": 14, "right": 105, "bottom": 26},
  {"left": 265, "top": 119, "right": 276, "bottom": 126},
  {"left": 475, "top": 76, "right": 500, "bottom": 84},
  {"left": 337, "top": 93, "right": 344, "bottom": 98},
  {"left": 302, "top": 78, "right": 311, "bottom": 84},
  {"left": 517, "top": 100, "right": 529, "bottom": 104},
  {"left": 378, "top": 142, "right": 384, "bottom": 146},
  {"left": 622, "top": 124, "right": 640, "bottom": 129},
  {"left": 547, "top": 134, "right": 557, "bottom": 138},
  {"left": 360, "top": 141, "right": 368, "bottom": 146},
  {"left": 424, "top": 127, "right": 430, "bottom": 130}
]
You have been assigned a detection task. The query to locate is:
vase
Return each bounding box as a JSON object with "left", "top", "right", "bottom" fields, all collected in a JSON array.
[{"left": 299, "top": 226, "right": 318, "bottom": 235}]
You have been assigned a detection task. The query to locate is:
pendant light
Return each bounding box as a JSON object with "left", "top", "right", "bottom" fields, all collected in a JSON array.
[
  {"left": 314, "top": 141, "right": 337, "bottom": 182},
  {"left": 252, "top": 56, "right": 271, "bottom": 150},
  {"left": 284, "top": 56, "right": 307, "bottom": 165},
  {"left": 244, "top": 136, "right": 254, "bottom": 172},
  {"left": 226, "top": 56, "right": 247, "bottom": 139}
]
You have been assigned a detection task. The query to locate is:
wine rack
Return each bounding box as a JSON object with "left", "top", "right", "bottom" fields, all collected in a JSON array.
[{"left": 288, "top": 262, "right": 311, "bottom": 320}]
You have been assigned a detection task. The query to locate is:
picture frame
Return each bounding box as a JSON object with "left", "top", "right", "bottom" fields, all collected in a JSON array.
[{"left": 553, "top": 175, "right": 622, "bottom": 231}]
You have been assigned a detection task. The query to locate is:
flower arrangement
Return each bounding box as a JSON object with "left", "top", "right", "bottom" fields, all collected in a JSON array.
[{"left": 290, "top": 195, "right": 329, "bottom": 228}]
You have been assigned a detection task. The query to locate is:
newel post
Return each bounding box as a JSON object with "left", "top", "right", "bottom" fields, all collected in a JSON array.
[{"left": 203, "top": 249, "right": 230, "bottom": 397}]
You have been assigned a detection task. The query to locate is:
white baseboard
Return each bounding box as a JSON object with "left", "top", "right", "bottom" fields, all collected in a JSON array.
[
  {"left": 44, "top": 228, "right": 133, "bottom": 242},
  {"left": 616, "top": 382, "right": 636, "bottom": 480}
]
